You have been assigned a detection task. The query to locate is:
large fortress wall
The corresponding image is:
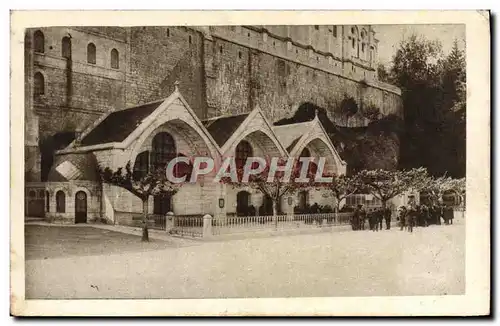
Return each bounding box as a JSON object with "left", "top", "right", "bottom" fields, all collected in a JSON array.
[
  {"left": 25, "top": 25, "right": 402, "bottom": 182},
  {"left": 204, "top": 26, "right": 401, "bottom": 125}
]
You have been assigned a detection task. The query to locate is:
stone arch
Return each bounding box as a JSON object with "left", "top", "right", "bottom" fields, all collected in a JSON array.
[
  {"left": 73, "top": 186, "right": 92, "bottom": 199},
  {"left": 296, "top": 137, "right": 342, "bottom": 175},
  {"left": 229, "top": 127, "right": 287, "bottom": 160},
  {"left": 55, "top": 189, "right": 67, "bottom": 213},
  {"left": 130, "top": 118, "right": 219, "bottom": 166}
]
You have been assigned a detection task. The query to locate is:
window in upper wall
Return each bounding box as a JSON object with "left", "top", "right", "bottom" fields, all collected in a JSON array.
[
  {"left": 188, "top": 35, "right": 192, "bottom": 44},
  {"left": 314, "top": 25, "right": 319, "bottom": 30},
  {"left": 61, "top": 36, "right": 71, "bottom": 59},
  {"left": 87, "top": 43, "right": 96, "bottom": 64},
  {"left": 34, "top": 72, "right": 45, "bottom": 96},
  {"left": 352, "top": 38, "right": 356, "bottom": 48},
  {"left": 33, "top": 30, "right": 45, "bottom": 53},
  {"left": 111, "top": 48, "right": 119, "bottom": 69},
  {"left": 332, "top": 26, "right": 337, "bottom": 37},
  {"left": 167, "top": 28, "right": 170, "bottom": 37}
]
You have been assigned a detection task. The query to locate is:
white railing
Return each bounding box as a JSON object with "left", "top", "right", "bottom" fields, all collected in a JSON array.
[
  {"left": 213, "top": 215, "right": 288, "bottom": 235},
  {"left": 169, "top": 215, "right": 204, "bottom": 237},
  {"left": 212, "top": 212, "right": 353, "bottom": 236}
]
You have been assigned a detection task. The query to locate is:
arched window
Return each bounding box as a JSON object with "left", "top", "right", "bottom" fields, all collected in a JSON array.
[
  {"left": 34, "top": 72, "right": 45, "bottom": 96},
  {"left": 111, "top": 48, "right": 119, "bottom": 69},
  {"left": 33, "top": 30, "right": 44, "bottom": 53},
  {"left": 151, "top": 132, "right": 176, "bottom": 168},
  {"left": 298, "top": 190, "right": 309, "bottom": 210},
  {"left": 56, "top": 191, "right": 66, "bottom": 213},
  {"left": 87, "top": 43, "right": 96, "bottom": 64},
  {"left": 133, "top": 151, "right": 149, "bottom": 180},
  {"left": 28, "top": 190, "right": 36, "bottom": 198},
  {"left": 299, "top": 147, "right": 311, "bottom": 158},
  {"left": 235, "top": 140, "right": 253, "bottom": 168},
  {"left": 62, "top": 36, "right": 71, "bottom": 59}
]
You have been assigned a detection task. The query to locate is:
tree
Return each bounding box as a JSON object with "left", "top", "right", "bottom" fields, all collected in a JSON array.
[
  {"left": 321, "top": 174, "right": 361, "bottom": 212},
  {"left": 222, "top": 158, "right": 317, "bottom": 230},
  {"left": 100, "top": 162, "right": 180, "bottom": 242},
  {"left": 357, "top": 167, "right": 429, "bottom": 208},
  {"left": 339, "top": 95, "right": 359, "bottom": 118},
  {"left": 361, "top": 102, "right": 381, "bottom": 121},
  {"left": 389, "top": 34, "right": 466, "bottom": 178},
  {"left": 377, "top": 63, "right": 391, "bottom": 83},
  {"left": 423, "top": 175, "right": 465, "bottom": 206}
]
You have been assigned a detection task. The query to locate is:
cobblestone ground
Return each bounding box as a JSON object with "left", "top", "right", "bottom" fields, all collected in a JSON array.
[{"left": 25, "top": 220, "right": 465, "bottom": 299}]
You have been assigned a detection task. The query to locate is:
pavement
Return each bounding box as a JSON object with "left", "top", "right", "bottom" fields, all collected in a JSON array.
[{"left": 25, "top": 218, "right": 465, "bottom": 299}]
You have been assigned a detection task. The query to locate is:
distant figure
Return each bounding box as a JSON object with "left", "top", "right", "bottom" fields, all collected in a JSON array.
[
  {"left": 369, "top": 209, "right": 380, "bottom": 232},
  {"left": 420, "top": 204, "right": 430, "bottom": 227},
  {"left": 407, "top": 206, "right": 418, "bottom": 233},
  {"left": 399, "top": 206, "right": 407, "bottom": 231},
  {"left": 359, "top": 206, "right": 367, "bottom": 230},
  {"left": 444, "top": 205, "right": 454, "bottom": 225},
  {"left": 352, "top": 205, "right": 361, "bottom": 231},
  {"left": 384, "top": 207, "right": 392, "bottom": 230}
]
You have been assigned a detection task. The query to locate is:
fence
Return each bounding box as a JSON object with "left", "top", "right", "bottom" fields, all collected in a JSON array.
[
  {"left": 212, "top": 212, "right": 353, "bottom": 236},
  {"left": 145, "top": 212, "right": 354, "bottom": 238},
  {"left": 168, "top": 215, "right": 204, "bottom": 238}
]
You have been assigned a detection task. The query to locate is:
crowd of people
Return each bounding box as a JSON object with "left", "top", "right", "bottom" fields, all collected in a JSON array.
[{"left": 350, "top": 203, "right": 456, "bottom": 232}]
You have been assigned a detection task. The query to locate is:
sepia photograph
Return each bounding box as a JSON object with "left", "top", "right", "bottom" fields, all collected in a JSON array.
[{"left": 10, "top": 10, "right": 490, "bottom": 316}]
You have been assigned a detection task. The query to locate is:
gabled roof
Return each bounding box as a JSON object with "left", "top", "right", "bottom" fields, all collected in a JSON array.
[
  {"left": 59, "top": 89, "right": 222, "bottom": 157},
  {"left": 202, "top": 113, "right": 249, "bottom": 147},
  {"left": 272, "top": 120, "right": 314, "bottom": 150},
  {"left": 79, "top": 100, "right": 164, "bottom": 147},
  {"left": 286, "top": 137, "right": 302, "bottom": 153}
]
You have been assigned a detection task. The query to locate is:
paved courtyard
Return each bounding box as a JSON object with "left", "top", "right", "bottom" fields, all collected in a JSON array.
[
  {"left": 25, "top": 225, "right": 188, "bottom": 260},
  {"left": 25, "top": 220, "right": 465, "bottom": 299}
]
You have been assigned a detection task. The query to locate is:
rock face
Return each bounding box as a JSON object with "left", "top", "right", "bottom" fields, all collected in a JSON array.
[
  {"left": 26, "top": 25, "right": 402, "bottom": 181},
  {"left": 275, "top": 102, "right": 402, "bottom": 173}
]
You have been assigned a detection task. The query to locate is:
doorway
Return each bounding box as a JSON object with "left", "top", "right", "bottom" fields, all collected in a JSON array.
[{"left": 75, "top": 191, "right": 87, "bottom": 223}]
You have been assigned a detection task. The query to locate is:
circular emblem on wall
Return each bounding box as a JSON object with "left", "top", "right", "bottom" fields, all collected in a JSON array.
[{"left": 77, "top": 192, "right": 86, "bottom": 200}]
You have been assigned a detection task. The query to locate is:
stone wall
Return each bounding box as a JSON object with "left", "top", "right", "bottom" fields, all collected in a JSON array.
[
  {"left": 126, "top": 26, "right": 207, "bottom": 117},
  {"left": 30, "top": 27, "right": 127, "bottom": 140},
  {"left": 205, "top": 37, "right": 402, "bottom": 124},
  {"left": 25, "top": 25, "right": 402, "bottom": 183}
]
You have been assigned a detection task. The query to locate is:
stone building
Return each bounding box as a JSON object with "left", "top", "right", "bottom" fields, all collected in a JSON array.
[
  {"left": 24, "top": 25, "right": 401, "bottom": 221},
  {"left": 36, "top": 87, "right": 346, "bottom": 224}
]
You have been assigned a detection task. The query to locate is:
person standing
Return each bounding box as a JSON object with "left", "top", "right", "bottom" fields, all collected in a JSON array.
[
  {"left": 399, "top": 206, "right": 407, "bottom": 231},
  {"left": 407, "top": 206, "right": 417, "bottom": 233},
  {"left": 360, "top": 205, "right": 367, "bottom": 230},
  {"left": 384, "top": 207, "right": 392, "bottom": 230}
]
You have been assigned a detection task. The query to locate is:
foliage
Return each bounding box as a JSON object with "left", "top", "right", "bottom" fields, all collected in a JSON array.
[
  {"left": 361, "top": 102, "right": 381, "bottom": 121},
  {"left": 100, "top": 161, "right": 180, "bottom": 241},
  {"left": 388, "top": 34, "right": 466, "bottom": 177},
  {"left": 319, "top": 175, "right": 361, "bottom": 211},
  {"left": 339, "top": 95, "right": 359, "bottom": 117},
  {"left": 221, "top": 158, "right": 319, "bottom": 228},
  {"left": 356, "top": 167, "right": 429, "bottom": 206},
  {"left": 100, "top": 161, "right": 179, "bottom": 200},
  {"left": 422, "top": 175, "right": 466, "bottom": 205}
]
